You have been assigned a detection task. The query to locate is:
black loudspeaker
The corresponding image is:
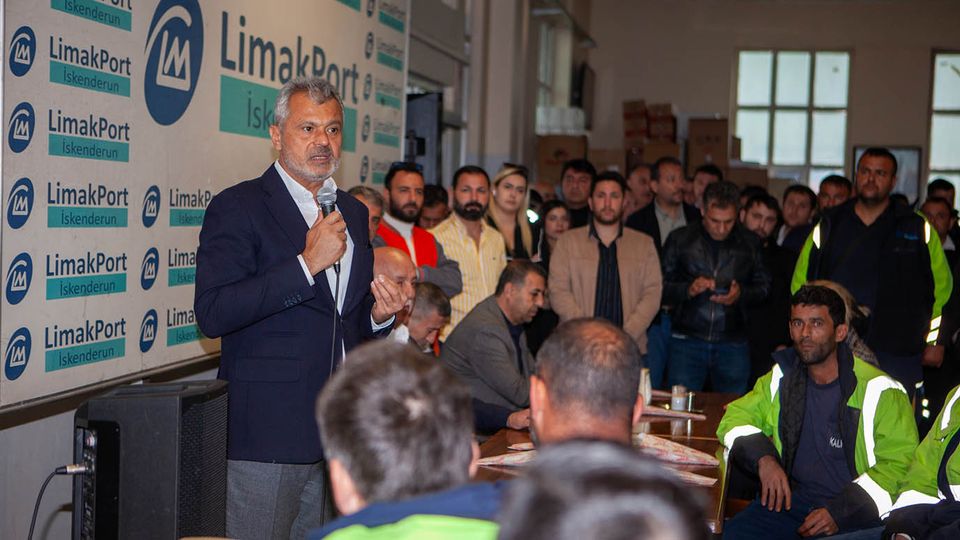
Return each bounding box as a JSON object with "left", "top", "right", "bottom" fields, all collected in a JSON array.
[{"left": 73, "top": 380, "right": 228, "bottom": 539}]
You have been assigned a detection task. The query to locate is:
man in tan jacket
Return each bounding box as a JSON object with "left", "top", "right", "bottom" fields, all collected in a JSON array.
[{"left": 549, "top": 171, "right": 663, "bottom": 353}]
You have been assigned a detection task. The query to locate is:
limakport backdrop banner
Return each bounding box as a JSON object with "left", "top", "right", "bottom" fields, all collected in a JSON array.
[{"left": 1, "top": 0, "right": 408, "bottom": 407}]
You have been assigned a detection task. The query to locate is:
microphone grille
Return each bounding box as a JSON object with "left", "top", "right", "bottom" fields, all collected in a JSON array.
[{"left": 316, "top": 185, "right": 337, "bottom": 206}]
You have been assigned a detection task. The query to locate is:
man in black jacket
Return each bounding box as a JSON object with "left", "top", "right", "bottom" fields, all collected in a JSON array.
[
  {"left": 740, "top": 193, "right": 794, "bottom": 387},
  {"left": 662, "top": 181, "right": 771, "bottom": 394},
  {"left": 792, "top": 147, "right": 953, "bottom": 398},
  {"left": 625, "top": 156, "right": 701, "bottom": 389}
]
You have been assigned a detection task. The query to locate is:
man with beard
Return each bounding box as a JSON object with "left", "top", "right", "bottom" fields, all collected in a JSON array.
[
  {"left": 374, "top": 161, "right": 463, "bottom": 298},
  {"left": 195, "top": 77, "right": 406, "bottom": 538},
  {"left": 662, "top": 181, "right": 770, "bottom": 394},
  {"left": 432, "top": 165, "right": 507, "bottom": 340},
  {"left": 741, "top": 194, "right": 795, "bottom": 386},
  {"left": 549, "top": 171, "right": 662, "bottom": 353},
  {"left": 793, "top": 147, "right": 953, "bottom": 398},
  {"left": 443, "top": 260, "right": 546, "bottom": 410},
  {"left": 719, "top": 285, "right": 917, "bottom": 540}
]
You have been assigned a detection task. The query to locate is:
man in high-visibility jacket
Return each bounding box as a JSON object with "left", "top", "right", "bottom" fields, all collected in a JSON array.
[
  {"left": 719, "top": 285, "right": 918, "bottom": 539},
  {"left": 884, "top": 384, "right": 960, "bottom": 539},
  {"left": 791, "top": 148, "right": 952, "bottom": 398}
]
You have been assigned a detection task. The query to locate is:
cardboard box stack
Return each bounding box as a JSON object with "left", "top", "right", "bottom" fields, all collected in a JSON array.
[
  {"left": 687, "top": 118, "right": 729, "bottom": 175},
  {"left": 589, "top": 149, "right": 626, "bottom": 174},
  {"left": 645, "top": 103, "right": 677, "bottom": 143},
  {"left": 536, "top": 135, "right": 588, "bottom": 184},
  {"left": 622, "top": 100, "right": 648, "bottom": 148}
]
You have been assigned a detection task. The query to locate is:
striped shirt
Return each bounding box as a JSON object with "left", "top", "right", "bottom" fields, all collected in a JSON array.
[{"left": 431, "top": 214, "right": 506, "bottom": 341}]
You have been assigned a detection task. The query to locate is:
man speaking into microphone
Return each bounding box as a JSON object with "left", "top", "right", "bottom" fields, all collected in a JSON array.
[{"left": 195, "top": 77, "right": 406, "bottom": 540}]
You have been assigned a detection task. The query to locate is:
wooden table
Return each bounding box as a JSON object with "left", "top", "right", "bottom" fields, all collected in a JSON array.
[{"left": 477, "top": 392, "right": 737, "bottom": 535}]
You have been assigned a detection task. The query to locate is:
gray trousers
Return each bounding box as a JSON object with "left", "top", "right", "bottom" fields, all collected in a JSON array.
[{"left": 226, "top": 459, "right": 336, "bottom": 540}]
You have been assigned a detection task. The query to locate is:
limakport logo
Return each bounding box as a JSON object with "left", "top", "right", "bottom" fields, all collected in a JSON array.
[
  {"left": 9, "top": 26, "right": 36, "bottom": 77},
  {"left": 141, "top": 248, "right": 159, "bottom": 290},
  {"left": 144, "top": 0, "right": 203, "bottom": 125},
  {"left": 6, "top": 253, "right": 33, "bottom": 305},
  {"left": 7, "top": 177, "right": 34, "bottom": 229},
  {"left": 140, "top": 309, "right": 158, "bottom": 353},
  {"left": 142, "top": 185, "right": 161, "bottom": 227},
  {"left": 8, "top": 102, "right": 35, "bottom": 153},
  {"left": 4, "top": 327, "right": 31, "bottom": 381}
]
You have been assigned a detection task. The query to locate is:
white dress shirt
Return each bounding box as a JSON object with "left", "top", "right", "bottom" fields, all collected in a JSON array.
[{"left": 274, "top": 161, "right": 392, "bottom": 333}]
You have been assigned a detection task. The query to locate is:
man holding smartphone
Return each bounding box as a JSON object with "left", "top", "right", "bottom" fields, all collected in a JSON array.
[{"left": 662, "top": 181, "right": 771, "bottom": 394}]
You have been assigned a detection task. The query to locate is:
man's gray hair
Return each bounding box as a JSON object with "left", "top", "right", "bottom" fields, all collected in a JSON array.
[
  {"left": 274, "top": 77, "right": 343, "bottom": 127},
  {"left": 348, "top": 185, "right": 384, "bottom": 209}
]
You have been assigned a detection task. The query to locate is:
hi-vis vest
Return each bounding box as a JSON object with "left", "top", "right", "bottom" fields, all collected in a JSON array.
[
  {"left": 890, "top": 384, "right": 960, "bottom": 513},
  {"left": 718, "top": 356, "right": 919, "bottom": 517}
]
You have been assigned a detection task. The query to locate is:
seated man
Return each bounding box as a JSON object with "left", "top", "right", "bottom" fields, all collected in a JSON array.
[
  {"left": 408, "top": 281, "right": 530, "bottom": 436},
  {"left": 497, "top": 439, "right": 710, "bottom": 540},
  {"left": 405, "top": 282, "right": 451, "bottom": 353},
  {"left": 718, "top": 285, "right": 918, "bottom": 539},
  {"left": 884, "top": 383, "right": 960, "bottom": 540},
  {"left": 310, "top": 341, "right": 503, "bottom": 539},
  {"left": 442, "top": 260, "right": 546, "bottom": 410},
  {"left": 373, "top": 247, "right": 417, "bottom": 343},
  {"left": 530, "top": 318, "right": 644, "bottom": 445}
]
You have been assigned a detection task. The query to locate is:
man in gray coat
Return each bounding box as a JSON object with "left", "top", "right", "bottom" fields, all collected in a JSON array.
[{"left": 442, "top": 260, "right": 546, "bottom": 410}]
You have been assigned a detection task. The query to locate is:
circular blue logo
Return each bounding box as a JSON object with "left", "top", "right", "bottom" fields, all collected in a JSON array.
[
  {"left": 7, "top": 102, "right": 34, "bottom": 153},
  {"left": 360, "top": 156, "right": 370, "bottom": 184},
  {"left": 144, "top": 0, "right": 204, "bottom": 125},
  {"left": 9, "top": 26, "right": 36, "bottom": 77},
  {"left": 364, "top": 33, "right": 374, "bottom": 59},
  {"left": 361, "top": 115, "right": 371, "bottom": 142},
  {"left": 7, "top": 177, "right": 34, "bottom": 229},
  {"left": 141, "top": 248, "right": 159, "bottom": 290},
  {"left": 139, "top": 309, "right": 158, "bottom": 353},
  {"left": 5, "top": 253, "right": 32, "bottom": 305},
  {"left": 142, "top": 185, "right": 161, "bottom": 227},
  {"left": 363, "top": 74, "right": 373, "bottom": 101},
  {"left": 4, "top": 327, "right": 31, "bottom": 381}
]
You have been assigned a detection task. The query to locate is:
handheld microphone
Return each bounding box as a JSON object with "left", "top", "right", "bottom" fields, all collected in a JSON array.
[{"left": 316, "top": 182, "right": 340, "bottom": 274}]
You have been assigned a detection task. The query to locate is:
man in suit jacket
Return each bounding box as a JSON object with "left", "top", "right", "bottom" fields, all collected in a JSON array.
[
  {"left": 550, "top": 172, "right": 662, "bottom": 354},
  {"left": 195, "top": 77, "right": 405, "bottom": 540},
  {"left": 625, "top": 157, "right": 701, "bottom": 257},
  {"left": 624, "top": 157, "right": 699, "bottom": 388},
  {"left": 442, "top": 261, "right": 546, "bottom": 410}
]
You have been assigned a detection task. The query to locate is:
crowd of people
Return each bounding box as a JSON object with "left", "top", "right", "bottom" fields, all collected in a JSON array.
[{"left": 196, "top": 77, "right": 960, "bottom": 540}]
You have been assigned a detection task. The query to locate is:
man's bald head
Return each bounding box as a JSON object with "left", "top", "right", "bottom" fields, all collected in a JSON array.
[{"left": 374, "top": 247, "right": 417, "bottom": 308}]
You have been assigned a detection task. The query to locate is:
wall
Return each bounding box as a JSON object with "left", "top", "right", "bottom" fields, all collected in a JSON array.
[{"left": 586, "top": 0, "right": 960, "bottom": 179}]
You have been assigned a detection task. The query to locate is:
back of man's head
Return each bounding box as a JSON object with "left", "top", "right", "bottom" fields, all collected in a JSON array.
[
  {"left": 497, "top": 439, "right": 710, "bottom": 540},
  {"left": 532, "top": 319, "right": 642, "bottom": 442},
  {"left": 316, "top": 341, "right": 474, "bottom": 508}
]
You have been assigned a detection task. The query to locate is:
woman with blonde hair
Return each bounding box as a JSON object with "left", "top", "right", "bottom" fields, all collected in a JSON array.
[{"left": 486, "top": 164, "right": 535, "bottom": 260}]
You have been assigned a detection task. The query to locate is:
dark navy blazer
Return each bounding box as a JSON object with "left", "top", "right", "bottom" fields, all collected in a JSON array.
[{"left": 195, "top": 165, "right": 379, "bottom": 463}]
